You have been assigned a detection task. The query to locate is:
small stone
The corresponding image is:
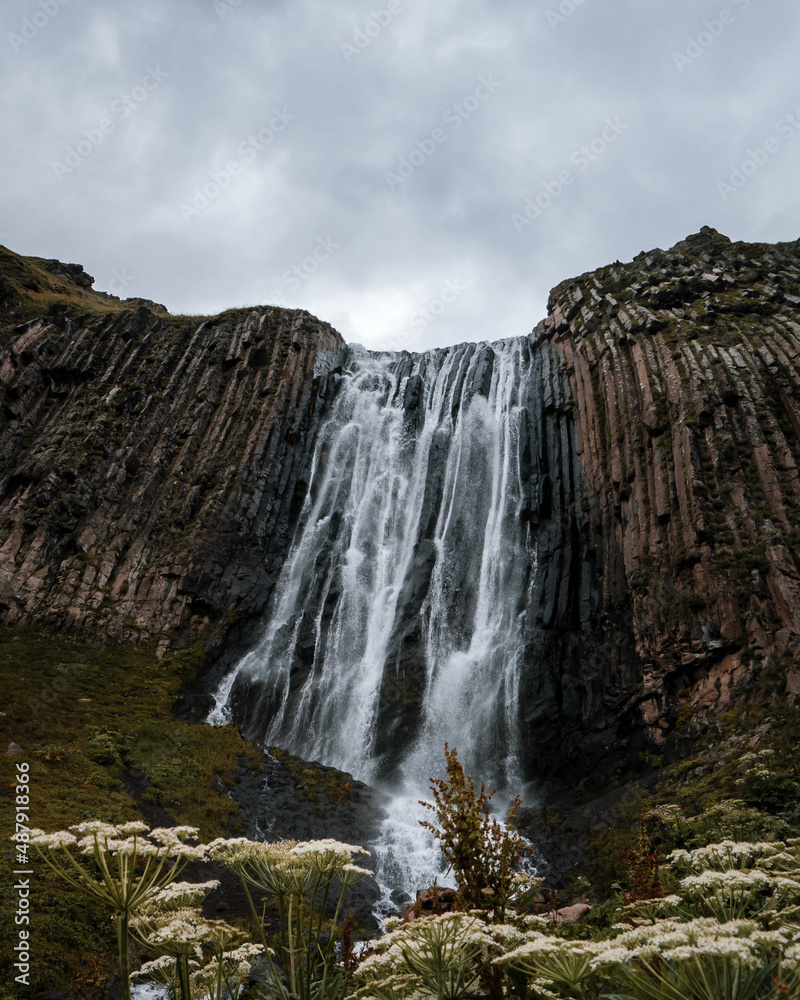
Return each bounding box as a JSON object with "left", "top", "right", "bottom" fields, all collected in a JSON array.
[
  {"left": 554, "top": 903, "right": 592, "bottom": 924},
  {"left": 5, "top": 742, "right": 23, "bottom": 755}
]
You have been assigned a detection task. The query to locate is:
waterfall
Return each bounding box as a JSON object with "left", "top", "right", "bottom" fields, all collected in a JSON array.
[{"left": 209, "top": 337, "right": 539, "bottom": 901}]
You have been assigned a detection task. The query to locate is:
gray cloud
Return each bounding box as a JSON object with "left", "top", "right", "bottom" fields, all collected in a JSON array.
[{"left": 2, "top": 0, "right": 799, "bottom": 350}]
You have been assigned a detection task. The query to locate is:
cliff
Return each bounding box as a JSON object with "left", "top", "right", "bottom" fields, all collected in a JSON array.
[
  {"left": 528, "top": 226, "right": 800, "bottom": 789},
  {"left": 0, "top": 246, "right": 344, "bottom": 650},
  {"left": 2, "top": 230, "right": 800, "bottom": 792}
]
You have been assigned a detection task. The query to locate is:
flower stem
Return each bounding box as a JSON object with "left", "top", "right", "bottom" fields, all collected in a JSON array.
[
  {"left": 177, "top": 955, "right": 192, "bottom": 1000},
  {"left": 115, "top": 910, "right": 131, "bottom": 1000}
]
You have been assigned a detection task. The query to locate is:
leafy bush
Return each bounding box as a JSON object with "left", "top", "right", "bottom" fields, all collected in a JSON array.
[
  {"left": 88, "top": 731, "right": 124, "bottom": 768},
  {"left": 738, "top": 751, "right": 799, "bottom": 813},
  {"left": 419, "top": 744, "right": 533, "bottom": 921}
]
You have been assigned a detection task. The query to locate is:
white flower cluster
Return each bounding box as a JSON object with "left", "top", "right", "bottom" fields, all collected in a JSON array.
[
  {"left": 356, "top": 834, "right": 800, "bottom": 1000},
  {"left": 669, "top": 839, "right": 786, "bottom": 874},
  {"left": 500, "top": 936, "right": 601, "bottom": 963},
  {"left": 207, "top": 835, "right": 369, "bottom": 873},
  {"left": 135, "top": 954, "right": 176, "bottom": 977},
  {"left": 141, "top": 879, "right": 221, "bottom": 913},
  {"left": 132, "top": 898, "right": 266, "bottom": 995},
  {"left": 207, "top": 833, "right": 373, "bottom": 907},
  {"left": 290, "top": 836, "right": 368, "bottom": 856},
  {"left": 206, "top": 835, "right": 263, "bottom": 864},
  {"left": 26, "top": 821, "right": 205, "bottom": 859},
  {"left": 356, "top": 911, "right": 495, "bottom": 999},
  {"left": 738, "top": 749, "right": 776, "bottom": 777},
  {"left": 137, "top": 908, "right": 210, "bottom": 948},
  {"left": 28, "top": 829, "right": 78, "bottom": 849},
  {"left": 591, "top": 918, "right": 783, "bottom": 970}
]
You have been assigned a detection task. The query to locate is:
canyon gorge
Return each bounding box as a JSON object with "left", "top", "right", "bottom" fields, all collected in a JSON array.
[{"left": 2, "top": 226, "right": 800, "bottom": 869}]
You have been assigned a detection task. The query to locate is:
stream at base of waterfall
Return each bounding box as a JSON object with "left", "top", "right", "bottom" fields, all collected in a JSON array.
[{"left": 209, "top": 339, "right": 539, "bottom": 913}]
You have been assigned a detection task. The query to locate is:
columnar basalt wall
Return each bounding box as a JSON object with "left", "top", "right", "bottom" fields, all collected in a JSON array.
[
  {"left": 532, "top": 227, "right": 800, "bottom": 782},
  {"left": 0, "top": 248, "right": 345, "bottom": 648},
  {"left": 515, "top": 337, "right": 641, "bottom": 789}
]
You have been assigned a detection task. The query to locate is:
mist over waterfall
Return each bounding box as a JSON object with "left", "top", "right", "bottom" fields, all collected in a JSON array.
[{"left": 210, "top": 336, "right": 544, "bottom": 895}]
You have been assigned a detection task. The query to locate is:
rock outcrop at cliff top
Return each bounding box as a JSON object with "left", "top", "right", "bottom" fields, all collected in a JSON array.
[{"left": 2, "top": 228, "right": 800, "bottom": 788}]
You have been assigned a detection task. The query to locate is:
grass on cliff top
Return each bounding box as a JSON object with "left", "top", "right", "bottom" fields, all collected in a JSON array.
[
  {"left": 0, "top": 246, "right": 130, "bottom": 332},
  {"left": 0, "top": 245, "right": 317, "bottom": 347},
  {"left": 0, "top": 627, "right": 262, "bottom": 995}
]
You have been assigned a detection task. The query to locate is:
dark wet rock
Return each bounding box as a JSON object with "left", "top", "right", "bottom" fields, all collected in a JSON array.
[
  {"left": 403, "top": 373, "right": 425, "bottom": 432},
  {"left": 229, "top": 745, "right": 389, "bottom": 933},
  {"left": 467, "top": 343, "right": 494, "bottom": 398}
]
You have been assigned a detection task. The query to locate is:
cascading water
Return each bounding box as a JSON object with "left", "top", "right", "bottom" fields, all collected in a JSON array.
[{"left": 209, "top": 337, "right": 539, "bottom": 905}]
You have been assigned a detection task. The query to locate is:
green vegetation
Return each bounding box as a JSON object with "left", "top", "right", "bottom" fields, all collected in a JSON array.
[
  {"left": 29, "top": 823, "right": 208, "bottom": 1000},
  {"left": 208, "top": 837, "right": 371, "bottom": 1000},
  {"left": 582, "top": 722, "right": 800, "bottom": 904},
  {"left": 420, "top": 744, "right": 532, "bottom": 922},
  {"left": 0, "top": 628, "right": 261, "bottom": 994},
  {"left": 357, "top": 749, "right": 800, "bottom": 1000},
  {"left": 27, "top": 826, "right": 367, "bottom": 1000},
  {"left": 10, "top": 732, "right": 800, "bottom": 1000}
]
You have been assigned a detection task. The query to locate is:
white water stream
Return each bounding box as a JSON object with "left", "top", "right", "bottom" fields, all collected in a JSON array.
[{"left": 209, "top": 339, "right": 537, "bottom": 906}]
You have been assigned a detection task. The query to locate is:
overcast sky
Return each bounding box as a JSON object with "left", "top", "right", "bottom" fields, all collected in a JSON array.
[{"left": 2, "top": 0, "right": 799, "bottom": 352}]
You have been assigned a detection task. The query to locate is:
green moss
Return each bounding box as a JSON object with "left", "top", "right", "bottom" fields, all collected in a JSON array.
[
  {"left": 268, "top": 746, "right": 355, "bottom": 808},
  {"left": 666, "top": 757, "right": 706, "bottom": 780}
]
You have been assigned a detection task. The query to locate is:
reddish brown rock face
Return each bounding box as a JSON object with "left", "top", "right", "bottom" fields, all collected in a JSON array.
[
  {"left": 533, "top": 227, "right": 800, "bottom": 776},
  {"left": 0, "top": 248, "right": 345, "bottom": 648}
]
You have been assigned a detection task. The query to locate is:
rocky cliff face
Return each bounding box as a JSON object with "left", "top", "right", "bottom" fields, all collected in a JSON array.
[
  {"left": 0, "top": 247, "right": 344, "bottom": 650},
  {"left": 530, "top": 226, "right": 800, "bottom": 788},
  {"left": 3, "top": 229, "right": 800, "bottom": 791}
]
